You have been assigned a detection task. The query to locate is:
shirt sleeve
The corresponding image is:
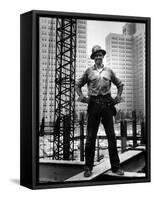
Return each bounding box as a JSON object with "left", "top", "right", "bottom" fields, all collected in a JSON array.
[
  {"left": 111, "top": 69, "right": 124, "bottom": 88},
  {"left": 76, "top": 68, "right": 89, "bottom": 88}
]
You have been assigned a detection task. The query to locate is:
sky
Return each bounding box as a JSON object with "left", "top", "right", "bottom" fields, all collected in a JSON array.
[{"left": 87, "top": 20, "right": 125, "bottom": 55}]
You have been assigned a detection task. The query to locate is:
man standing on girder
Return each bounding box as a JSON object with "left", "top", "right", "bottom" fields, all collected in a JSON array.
[{"left": 75, "top": 45, "right": 124, "bottom": 177}]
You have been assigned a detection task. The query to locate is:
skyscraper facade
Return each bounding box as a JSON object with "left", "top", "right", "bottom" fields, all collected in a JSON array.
[
  {"left": 74, "top": 20, "right": 88, "bottom": 119},
  {"left": 133, "top": 24, "right": 145, "bottom": 116},
  {"left": 39, "top": 17, "right": 56, "bottom": 126},
  {"left": 105, "top": 32, "right": 134, "bottom": 112},
  {"left": 105, "top": 23, "right": 145, "bottom": 116},
  {"left": 39, "top": 18, "right": 87, "bottom": 124}
]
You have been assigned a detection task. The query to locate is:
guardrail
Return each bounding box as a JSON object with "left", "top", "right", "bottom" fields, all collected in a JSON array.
[{"left": 39, "top": 115, "right": 146, "bottom": 161}]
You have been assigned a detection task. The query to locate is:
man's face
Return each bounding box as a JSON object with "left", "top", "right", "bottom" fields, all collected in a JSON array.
[{"left": 94, "top": 51, "right": 104, "bottom": 65}]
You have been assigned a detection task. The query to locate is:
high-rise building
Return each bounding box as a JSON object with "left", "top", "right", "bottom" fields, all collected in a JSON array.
[
  {"left": 105, "top": 32, "right": 134, "bottom": 112},
  {"left": 105, "top": 23, "right": 145, "bottom": 116},
  {"left": 75, "top": 20, "right": 88, "bottom": 119},
  {"left": 123, "top": 23, "right": 136, "bottom": 35},
  {"left": 39, "top": 18, "right": 87, "bottom": 124},
  {"left": 133, "top": 24, "right": 145, "bottom": 115},
  {"left": 39, "top": 17, "right": 56, "bottom": 125}
]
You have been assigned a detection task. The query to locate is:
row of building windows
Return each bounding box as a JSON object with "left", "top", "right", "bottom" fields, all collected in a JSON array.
[
  {"left": 77, "top": 20, "right": 86, "bottom": 24},
  {"left": 42, "top": 98, "right": 54, "bottom": 101},
  {"left": 77, "top": 50, "right": 86, "bottom": 54},
  {"left": 77, "top": 25, "right": 86, "bottom": 29},
  {"left": 41, "top": 37, "right": 48, "bottom": 42},
  {"left": 77, "top": 30, "right": 86, "bottom": 34},
  {"left": 43, "top": 49, "right": 56, "bottom": 54},
  {"left": 78, "top": 35, "right": 86, "bottom": 39},
  {"left": 41, "top": 87, "right": 55, "bottom": 90},
  {"left": 40, "top": 110, "right": 54, "bottom": 114},
  {"left": 41, "top": 26, "right": 56, "bottom": 30},
  {"left": 78, "top": 40, "right": 86, "bottom": 44},
  {"left": 111, "top": 49, "right": 133, "bottom": 54},
  {"left": 40, "top": 31, "right": 47, "bottom": 36},
  {"left": 41, "top": 49, "right": 56, "bottom": 54},
  {"left": 41, "top": 73, "right": 54, "bottom": 77},
  {"left": 111, "top": 53, "right": 133, "bottom": 58},
  {"left": 41, "top": 40, "right": 55, "bottom": 45},
  {"left": 41, "top": 92, "right": 55, "bottom": 95},
  {"left": 77, "top": 54, "right": 87, "bottom": 58},
  {"left": 41, "top": 56, "right": 55, "bottom": 61},
  {"left": 41, "top": 81, "right": 54, "bottom": 85},
  {"left": 40, "top": 18, "right": 56, "bottom": 24},
  {"left": 41, "top": 67, "right": 55, "bottom": 71},
  {"left": 41, "top": 106, "right": 54, "bottom": 110},
  {"left": 111, "top": 46, "right": 133, "bottom": 50},
  {"left": 41, "top": 62, "right": 56, "bottom": 66},
  {"left": 112, "top": 62, "right": 133, "bottom": 66},
  {"left": 111, "top": 37, "right": 132, "bottom": 42},
  {"left": 41, "top": 32, "right": 56, "bottom": 37},
  {"left": 111, "top": 40, "right": 132, "bottom": 45}
]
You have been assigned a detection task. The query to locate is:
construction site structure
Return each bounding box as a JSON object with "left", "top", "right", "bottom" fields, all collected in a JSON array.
[{"left": 53, "top": 18, "right": 77, "bottom": 160}]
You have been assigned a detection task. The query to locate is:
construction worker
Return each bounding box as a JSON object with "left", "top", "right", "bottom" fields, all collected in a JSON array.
[{"left": 75, "top": 45, "right": 124, "bottom": 177}]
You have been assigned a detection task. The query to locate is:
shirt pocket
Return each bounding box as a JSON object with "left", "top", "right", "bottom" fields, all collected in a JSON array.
[
  {"left": 88, "top": 74, "right": 98, "bottom": 86},
  {"left": 102, "top": 76, "right": 111, "bottom": 87}
]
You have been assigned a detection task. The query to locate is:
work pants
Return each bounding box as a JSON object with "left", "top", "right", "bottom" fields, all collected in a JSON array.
[{"left": 85, "top": 96, "right": 120, "bottom": 171}]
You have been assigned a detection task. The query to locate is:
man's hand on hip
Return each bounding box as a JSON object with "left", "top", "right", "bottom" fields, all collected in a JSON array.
[
  {"left": 77, "top": 95, "right": 89, "bottom": 104},
  {"left": 114, "top": 96, "right": 124, "bottom": 104}
]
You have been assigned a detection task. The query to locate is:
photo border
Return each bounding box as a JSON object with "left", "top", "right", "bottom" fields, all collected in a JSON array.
[{"left": 20, "top": 10, "right": 151, "bottom": 189}]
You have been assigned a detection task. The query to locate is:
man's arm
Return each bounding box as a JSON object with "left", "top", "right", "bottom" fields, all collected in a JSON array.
[
  {"left": 75, "top": 87, "right": 89, "bottom": 103},
  {"left": 117, "top": 84, "right": 123, "bottom": 97},
  {"left": 75, "top": 85, "right": 85, "bottom": 99},
  {"left": 111, "top": 69, "right": 124, "bottom": 103},
  {"left": 115, "top": 84, "right": 124, "bottom": 103}
]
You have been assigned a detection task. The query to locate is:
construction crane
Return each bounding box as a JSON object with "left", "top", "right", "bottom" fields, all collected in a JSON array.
[{"left": 53, "top": 18, "right": 77, "bottom": 160}]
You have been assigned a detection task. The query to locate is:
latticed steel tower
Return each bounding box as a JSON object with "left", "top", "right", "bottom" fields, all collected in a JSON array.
[{"left": 53, "top": 18, "right": 77, "bottom": 160}]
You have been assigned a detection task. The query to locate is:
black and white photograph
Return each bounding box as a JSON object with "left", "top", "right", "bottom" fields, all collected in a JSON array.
[
  {"left": 37, "top": 13, "right": 150, "bottom": 185},
  {"left": 0, "top": 0, "right": 153, "bottom": 198}
]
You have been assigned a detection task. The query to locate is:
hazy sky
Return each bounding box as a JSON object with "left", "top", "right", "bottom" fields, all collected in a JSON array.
[{"left": 87, "top": 20, "right": 125, "bottom": 55}]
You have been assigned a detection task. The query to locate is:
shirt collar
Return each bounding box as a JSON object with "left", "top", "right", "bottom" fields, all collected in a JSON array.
[{"left": 93, "top": 64, "right": 104, "bottom": 70}]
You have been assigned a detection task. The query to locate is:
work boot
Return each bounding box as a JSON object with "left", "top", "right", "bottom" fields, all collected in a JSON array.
[
  {"left": 112, "top": 168, "right": 124, "bottom": 175},
  {"left": 84, "top": 166, "right": 92, "bottom": 177}
]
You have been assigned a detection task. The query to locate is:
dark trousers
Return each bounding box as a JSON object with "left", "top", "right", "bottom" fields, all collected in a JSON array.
[{"left": 85, "top": 96, "right": 120, "bottom": 171}]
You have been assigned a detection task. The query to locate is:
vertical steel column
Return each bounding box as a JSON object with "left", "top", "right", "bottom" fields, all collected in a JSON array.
[
  {"left": 120, "top": 120, "right": 127, "bottom": 153},
  {"left": 53, "top": 18, "right": 77, "bottom": 160},
  {"left": 80, "top": 112, "right": 84, "bottom": 161}
]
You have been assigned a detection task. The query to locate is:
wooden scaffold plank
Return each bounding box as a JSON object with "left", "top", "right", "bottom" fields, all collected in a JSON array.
[{"left": 65, "top": 149, "right": 144, "bottom": 182}]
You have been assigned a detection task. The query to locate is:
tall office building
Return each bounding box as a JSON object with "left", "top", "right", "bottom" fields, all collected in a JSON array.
[
  {"left": 133, "top": 24, "right": 145, "bottom": 115},
  {"left": 39, "top": 17, "right": 56, "bottom": 126},
  {"left": 75, "top": 20, "right": 88, "bottom": 119},
  {"left": 105, "top": 23, "right": 145, "bottom": 116},
  {"left": 105, "top": 32, "right": 134, "bottom": 112},
  {"left": 39, "top": 18, "right": 87, "bottom": 124}
]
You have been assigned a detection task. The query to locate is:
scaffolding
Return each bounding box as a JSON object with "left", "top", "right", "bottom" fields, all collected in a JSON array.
[{"left": 53, "top": 18, "right": 77, "bottom": 160}]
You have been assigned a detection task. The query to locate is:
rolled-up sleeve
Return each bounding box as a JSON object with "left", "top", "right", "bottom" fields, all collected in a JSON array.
[
  {"left": 111, "top": 69, "right": 124, "bottom": 88},
  {"left": 76, "top": 68, "right": 89, "bottom": 88}
]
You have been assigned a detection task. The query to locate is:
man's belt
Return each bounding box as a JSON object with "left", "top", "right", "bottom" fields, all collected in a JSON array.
[
  {"left": 89, "top": 95, "right": 117, "bottom": 116},
  {"left": 89, "top": 94, "right": 114, "bottom": 105}
]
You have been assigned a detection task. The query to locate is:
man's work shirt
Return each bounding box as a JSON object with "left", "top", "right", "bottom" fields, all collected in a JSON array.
[{"left": 76, "top": 65, "right": 124, "bottom": 96}]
